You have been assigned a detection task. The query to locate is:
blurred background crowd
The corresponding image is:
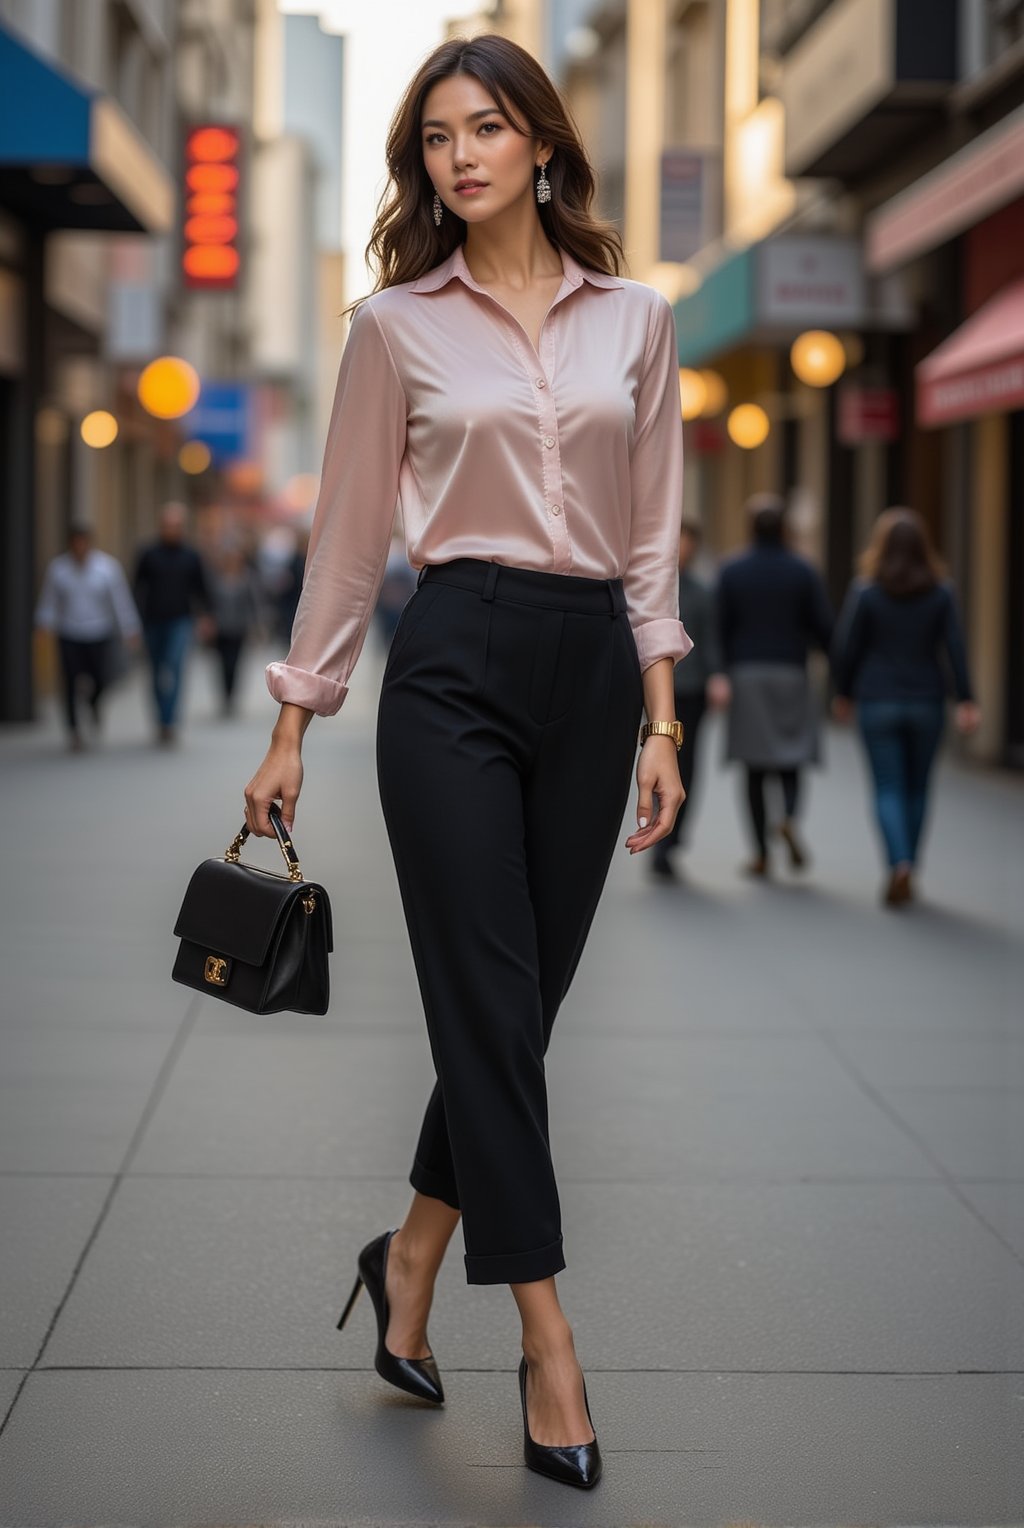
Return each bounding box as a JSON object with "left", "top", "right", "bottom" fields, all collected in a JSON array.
[{"left": 2, "top": 0, "right": 1022, "bottom": 889}]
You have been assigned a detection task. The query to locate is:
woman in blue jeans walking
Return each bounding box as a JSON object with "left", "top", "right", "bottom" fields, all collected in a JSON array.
[{"left": 832, "top": 509, "right": 980, "bottom": 906}]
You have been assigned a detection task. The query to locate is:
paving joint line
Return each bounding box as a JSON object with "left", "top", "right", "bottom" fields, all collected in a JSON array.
[
  {"left": 24, "top": 1363, "right": 1024, "bottom": 1375},
  {"left": 0, "top": 994, "right": 202, "bottom": 1443},
  {"left": 816, "top": 1027, "right": 1024, "bottom": 1273}
]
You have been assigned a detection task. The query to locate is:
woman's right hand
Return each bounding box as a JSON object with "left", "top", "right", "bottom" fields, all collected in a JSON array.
[
  {"left": 244, "top": 740, "right": 304, "bottom": 838},
  {"left": 244, "top": 703, "right": 314, "bottom": 837}
]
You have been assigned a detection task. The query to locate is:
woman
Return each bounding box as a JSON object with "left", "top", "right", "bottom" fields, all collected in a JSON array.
[
  {"left": 717, "top": 494, "right": 833, "bottom": 876},
  {"left": 832, "top": 508, "right": 980, "bottom": 906},
  {"left": 243, "top": 35, "right": 691, "bottom": 1491}
]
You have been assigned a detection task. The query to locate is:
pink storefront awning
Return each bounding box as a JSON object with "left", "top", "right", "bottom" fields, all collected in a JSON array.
[{"left": 917, "top": 280, "right": 1024, "bottom": 427}]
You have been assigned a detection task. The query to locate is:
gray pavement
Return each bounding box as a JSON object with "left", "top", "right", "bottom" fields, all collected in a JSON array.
[{"left": 1, "top": 635, "right": 1022, "bottom": 1528}]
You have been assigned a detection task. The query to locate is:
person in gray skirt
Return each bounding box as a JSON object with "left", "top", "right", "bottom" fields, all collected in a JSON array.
[
  {"left": 717, "top": 495, "right": 833, "bottom": 876},
  {"left": 650, "top": 517, "right": 731, "bottom": 880}
]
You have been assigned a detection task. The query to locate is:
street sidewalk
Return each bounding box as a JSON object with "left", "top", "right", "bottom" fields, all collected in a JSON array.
[{"left": 1, "top": 637, "right": 1022, "bottom": 1526}]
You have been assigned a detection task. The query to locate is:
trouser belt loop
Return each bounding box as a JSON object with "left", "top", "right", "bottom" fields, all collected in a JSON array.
[
  {"left": 481, "top": 562, "right": 499, "bottom": 602},
  {"left": 416, "top": 565, "right": 428, "bottom": 588},
  {"left": 606, "top": 579, "right": 624, "bottom": 617}
]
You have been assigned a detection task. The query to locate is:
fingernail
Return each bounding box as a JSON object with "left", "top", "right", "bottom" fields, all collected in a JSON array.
[{"left": 639, "top": 817, "right": 648, "bottom": 828}]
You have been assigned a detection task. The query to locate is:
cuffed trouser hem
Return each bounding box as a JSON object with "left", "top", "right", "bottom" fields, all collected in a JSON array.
[
  {"left": 409, "top": 1158, "right": 460, "bottom": 1212},
  {"left": 464, "top": 1235, "right": 565, "bottom": 1285}
]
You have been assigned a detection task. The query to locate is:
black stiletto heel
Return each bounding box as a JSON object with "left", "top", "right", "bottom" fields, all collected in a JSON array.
[
  {"left": 337, "top": 1228, "right": 444, "bottom": 1405},
  {"left": 518, "top": 1355, "right": 602, "bottom": 1489}
]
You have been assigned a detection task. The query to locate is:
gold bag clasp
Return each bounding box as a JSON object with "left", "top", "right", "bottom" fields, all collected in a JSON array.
[{"left": 204, "top": 955, "right": 228, "bottom": 986}]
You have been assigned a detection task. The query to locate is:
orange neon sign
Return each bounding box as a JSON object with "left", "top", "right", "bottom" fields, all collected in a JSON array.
[{"left": 182, "top": 124, "right": 242, "bottom": 290}]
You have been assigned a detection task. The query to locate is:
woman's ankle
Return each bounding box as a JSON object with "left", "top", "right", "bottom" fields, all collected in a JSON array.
[
  {"left": 522, "top": 1320, "right": 577, "bottom": 1367},
  {"left": 389, "top": 1226, "right": 443, "bottom": 1281}
]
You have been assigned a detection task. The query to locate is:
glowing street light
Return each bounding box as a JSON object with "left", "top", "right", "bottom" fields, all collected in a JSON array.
[
  {"left": 727, "top": 403, "right": 771, "bottom": 449},
  {"left": 791, "top": 330, "right": 846, "bottom": 388},
  {"left": 81, "top": 410, "right": 118, "bottom": 448},
  {"left": 137, "top": 357, "right": 201, "bottom": 420},
  {"left": 679, "top": 368, "right": 708, "bottom": 422},
  {"left": 698, "top": 370, "right": 728, "bottom": 417}
]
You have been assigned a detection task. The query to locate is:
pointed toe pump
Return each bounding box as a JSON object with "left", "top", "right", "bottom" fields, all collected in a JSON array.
[
  {"left": 518, "top": 1355, "right": 603, "bottom": 1490},
  {"left": 336, "top": 1228, "right": 445, "bottom": 1405}
]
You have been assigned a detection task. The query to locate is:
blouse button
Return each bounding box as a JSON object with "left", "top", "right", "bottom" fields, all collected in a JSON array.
[
  {"left": 544, "top": 435, "right": 555, "bottom": 447},
  {"left": 536, "top": 378, "right": 547, "bottom": 389},
  {"left": 550, "top": 504, "right": 562, "bottom": 515}
]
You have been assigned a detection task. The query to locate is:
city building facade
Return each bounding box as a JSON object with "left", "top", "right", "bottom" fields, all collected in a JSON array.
[
  {"left": 552, "top": 0, "right": 1022, "bottom": 766},
  {"left": 0, "top": 0, "right": 341, "bottom": 722}
]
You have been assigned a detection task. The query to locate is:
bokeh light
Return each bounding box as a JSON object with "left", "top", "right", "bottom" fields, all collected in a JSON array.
[
  {"left": 80, "top": 410, "right": 119, "bottom": 448},
  {"left": 137, "top": 357, "right": 201, "bottom": 420},
  {"left": 699, "top": 370, "right": 729, "bottom": 417},
  {"left": 791, "top": 330, "right": 846, "bottom": 388},
  {"left": 179, "top": 440, "right": 212, "bottom": 474},
  {"left": 283, "top": 472, "right": 320, "bottom": 513},
  {"left": 727, "top": 403, "right": 771, "bottom": 449},
  {"left": 679, "top": 368, "right": 708, "bottom": 422}
]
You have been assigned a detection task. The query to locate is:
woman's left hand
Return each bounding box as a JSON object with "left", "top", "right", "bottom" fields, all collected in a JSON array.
[{"left": 625, "top": 737, "right": 684, "bottom": 853}]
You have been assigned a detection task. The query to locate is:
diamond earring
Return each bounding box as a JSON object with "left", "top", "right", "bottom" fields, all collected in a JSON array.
[
  {"left": 536, "top": 161, "right": 551, "bottom": 204},
  {"left": 432, "top": 191, "right": 443, "bottom": 226}
]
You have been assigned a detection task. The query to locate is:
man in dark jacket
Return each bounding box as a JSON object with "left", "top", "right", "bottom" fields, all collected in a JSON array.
[
  {"left": 652, "top": 518, "right": 730, "bottom": 880},
  {"left": 717, "top": 495, "right": 833, "bottom": 875},
  {"left": 134, "top": 502, "right": 211, "bottom": 745}
]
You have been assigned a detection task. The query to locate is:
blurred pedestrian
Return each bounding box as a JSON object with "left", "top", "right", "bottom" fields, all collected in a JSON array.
[
  {"left": 133, "top": 502, "right": 212, "bottom": 746},
  {"left": 206, "top": 541, "right": 264, "bottom": 716},
  {"left": 34, "top": 522, "right": 141, "bottom": 751},
  {"left": 274, "top": 529, "right": 309, "bottom": 646},
  {"left": 373, "top": 531, "right": 418, "bottom": 649},
  {"left": 241, "top": 35, "right": 692, "bottom": 1487},
  {"left": 651, "top": 518, "right": 731, "bottom": 880},
  {"left": 831, "top": 507, "right": 980, "bottom": 907},
  {"left": 718, "top": 494, "right": 833, "bottom": 877}
]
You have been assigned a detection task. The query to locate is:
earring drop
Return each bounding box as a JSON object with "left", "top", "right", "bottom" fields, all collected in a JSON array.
[
  {"left": 433, "top": 191, "right": 443, "bottom": 226},
  {"left": 536, "top": 161, "right": 551, "bottom": 204}
]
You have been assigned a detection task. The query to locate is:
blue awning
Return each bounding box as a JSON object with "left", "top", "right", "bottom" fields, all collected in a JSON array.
[{"left": 0, "top": 22, "right": 173, "bottom": 233}]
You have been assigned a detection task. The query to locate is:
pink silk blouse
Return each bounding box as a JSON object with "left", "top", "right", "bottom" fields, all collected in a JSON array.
[{"left": 266, "top": 241, "right": 693, "bottom": 716}]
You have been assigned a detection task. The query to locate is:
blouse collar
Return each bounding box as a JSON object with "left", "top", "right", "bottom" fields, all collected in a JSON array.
[{"left": 411, "top": 241, "right": 623, "bottom": 295}]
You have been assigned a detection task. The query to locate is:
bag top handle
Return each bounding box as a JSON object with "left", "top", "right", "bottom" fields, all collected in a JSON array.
[{"left": 224, "top": 805, "right": 303, "bottom": 881}]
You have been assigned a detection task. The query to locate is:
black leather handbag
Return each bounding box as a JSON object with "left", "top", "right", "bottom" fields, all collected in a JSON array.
[{"left": 171, "top": 808, "right": 333, "bottom": 1014}]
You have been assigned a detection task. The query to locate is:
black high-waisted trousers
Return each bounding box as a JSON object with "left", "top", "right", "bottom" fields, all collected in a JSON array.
[{"left": 376, "top": 557, "right": 645, "bottom": 1285}]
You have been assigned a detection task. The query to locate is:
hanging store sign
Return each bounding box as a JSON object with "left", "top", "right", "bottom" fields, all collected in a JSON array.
[
  {"left": 757, "top": 237, "right": 865, "bottom": 328},
  {"left": 659, "top": 150, "right": 718, "bottom": 264},
  {"left": 182, "top": 124, "right": 242, "bottom": 290}
]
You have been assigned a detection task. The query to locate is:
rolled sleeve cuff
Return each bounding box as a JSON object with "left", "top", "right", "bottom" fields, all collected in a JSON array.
[
  {"left": 265, "top": 661, "right": 348, "bottom": 716},
  {"left": 634, "top": 617, "right": 694, "bottom": 672}
]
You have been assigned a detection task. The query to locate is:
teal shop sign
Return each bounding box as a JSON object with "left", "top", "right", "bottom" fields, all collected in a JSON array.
[{"left": 672, "top": 247, "right": 754, "bottom": 367}]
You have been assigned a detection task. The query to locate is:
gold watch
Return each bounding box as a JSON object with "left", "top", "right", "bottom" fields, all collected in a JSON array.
[{"left": 639, "top": 720, "right": 684, "bottom": 750}]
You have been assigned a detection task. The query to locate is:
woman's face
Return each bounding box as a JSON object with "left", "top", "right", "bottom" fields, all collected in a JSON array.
[{"left": 421, "top": 72, "right": 549, "bottom": 227}]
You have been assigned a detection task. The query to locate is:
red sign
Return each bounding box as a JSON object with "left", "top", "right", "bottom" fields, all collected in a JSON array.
[
  {"left": 918, "top": 357, "right": 1024, "bottom": 427},
  {"left": 837, "top": 385, "right": 900, "bottom": 445},
  {"left": 182, "top": 125, "right": 242, "bottom": 290}
]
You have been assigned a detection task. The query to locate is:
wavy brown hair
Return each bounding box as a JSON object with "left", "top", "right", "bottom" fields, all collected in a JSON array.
[
  {"left": 345, "top": 33, "right": 625, "bottom": 315},
  {"left": 858, "top": 507, "right": 945, "bottom": 598}
]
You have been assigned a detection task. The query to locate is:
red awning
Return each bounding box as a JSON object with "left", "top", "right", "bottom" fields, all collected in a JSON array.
[{"left": 916, "top": 279, "right": 1024, "bottom": 427}]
